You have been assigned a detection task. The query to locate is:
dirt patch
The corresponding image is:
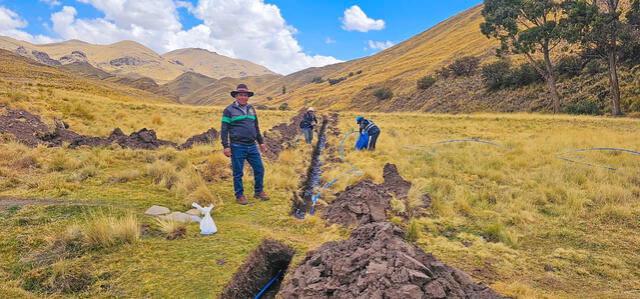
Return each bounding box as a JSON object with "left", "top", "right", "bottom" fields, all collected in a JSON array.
[
  {"left": 321, "top": 163, "right": 418, "bottom": 227},
  {"left": 0, "top": 105, "right": 218, "bottom": 150},
  {"left": 221, "top": 238, "right": 295, "bottom": 299},
  {"left": 278, "top": 222, "right": 503, "bottom": 298},
  {"left": 0, "top": 198, "right": 99, "bottom": 207},
  {"left": 262, "top": 110, "right": 306, "bottom": 160}
]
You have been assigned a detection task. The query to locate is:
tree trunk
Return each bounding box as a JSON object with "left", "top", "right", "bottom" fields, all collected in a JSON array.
[
  {"left": 607, "top": 50, "right": 622, "bottom": 116},
  {"left": 605, "top": 0, "right": 623, "bottom": 116},
  {"left": 542, "top": 47, "right": 561, "bottom": 114}
]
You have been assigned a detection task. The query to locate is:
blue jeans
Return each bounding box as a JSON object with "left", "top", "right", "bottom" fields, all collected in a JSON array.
[
  {"left": 302, "top": 127, "right": 313, "bottom": 144},
  {"left": 230, "top": 144, "right": 264, "bottom": 198}
]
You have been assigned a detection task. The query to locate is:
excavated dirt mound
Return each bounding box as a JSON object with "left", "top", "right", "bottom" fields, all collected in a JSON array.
[
  {"left": 0, "top": 105, "right": 218, "bottom": 150},
  {"left": 279, "top": 222, "right": 503, "bottom": 299},
  {"left": 221, "top": 238, "right": 295, "bottom": 299},
  {"left": 0, "top": 105, "right": 50, "bottom": 147},
  {"left": 322, "top": 163, "right": 416, "bottom": 227},
  {"left": 262, "top": 110, "right": 306, "bottom": 160},
  {"left": 177, "top": 128, "right": 218, "bottom": 150}
]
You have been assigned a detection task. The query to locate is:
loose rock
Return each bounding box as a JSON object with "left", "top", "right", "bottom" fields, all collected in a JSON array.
[
  {"left": 144, "top": 205, "right": 170, "bottom": 216},
  {"left": 278, "top": 222, "right": 503, "bottom": 298}
]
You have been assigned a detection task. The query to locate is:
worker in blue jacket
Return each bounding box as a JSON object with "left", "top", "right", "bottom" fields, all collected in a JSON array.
[
  {"left": 221, "top": 84, "right": 270, "bottom": 205},
  {"left": 356, "top": 116, "right": 381, "bottom": 151}
]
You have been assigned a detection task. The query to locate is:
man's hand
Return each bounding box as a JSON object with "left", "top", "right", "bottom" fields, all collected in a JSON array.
[
  {"left": 259, "top": 144, "right": 267, "bottom": 154},
  {"left": 223, "top": 148, "right": 232, "bottom": 157}
]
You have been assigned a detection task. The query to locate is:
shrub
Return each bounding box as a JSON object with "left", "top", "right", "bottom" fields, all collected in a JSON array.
[
  {"left": 435, "top": 66, "right": 451, "bottom": 78},
  {"left": 482, "top": 60, "right": 513, "bottom": 90},
  {"left": 562, "top": 97, "right": 603, "bottom": 115},
  {"left": 373, "top": 87, "right": 393, "bottom": 100},
  {"left": 509, "top": 63, "right": 544, "bottom": 87},
  {"left": 356, "top": 70, "right": 363, "bottom": 74},
  {"left": 328, "top": 77, "right": 346, "bottom": 85},
  {"left": 255, "top": 104, "right": 275, "bottom": 110},
  {"left": 556, "top": 55, "right": 583, "bottom": 78},
  {"left": 278, "top": 103, "right": 290, "bottom": 111},
  {"left": 417, "top": 76, "right": 436, "bottom": 90},
  {"left": 585, "top": 59, "right": 605, "bottom": 75},
  {"left": 348, "top": 72, "right": 354, "bottom": 77},
  {"left": 310, "top": 76, "right": 324, "bottom": 83},
  {"left": 448, "top": 56, "right": 480, "bottom": 77}
]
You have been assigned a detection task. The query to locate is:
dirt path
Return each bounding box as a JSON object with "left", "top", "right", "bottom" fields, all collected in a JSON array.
[{"left": 0, "top": 197, "right": 100, "bottom": 207}]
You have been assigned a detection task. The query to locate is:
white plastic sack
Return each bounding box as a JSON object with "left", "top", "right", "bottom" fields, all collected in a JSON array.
[{"left": 192, "top": 202, "right": 217, "bottom": 235}]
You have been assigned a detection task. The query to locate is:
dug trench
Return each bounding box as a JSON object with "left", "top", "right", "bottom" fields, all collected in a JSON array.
[
  {"left": 220, "top": 239, "right": 295, "bottom": 299},
  {"left": 290, "top": 117, "right": 329, "bottom": 217}
]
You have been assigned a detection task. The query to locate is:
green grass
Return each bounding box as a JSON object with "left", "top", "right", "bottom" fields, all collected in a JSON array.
[{"left": 1, "top": 73, "right": 640, "bottom": 297}]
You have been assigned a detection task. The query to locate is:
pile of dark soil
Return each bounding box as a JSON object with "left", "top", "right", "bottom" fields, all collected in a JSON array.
[
  {"left": 278, "top": 222, "right": 503, "bottom": 298},
  {"left": 0, "top": 105, "right": 218, "bottom": 150},
  {"left": 322, "top": 163, "right": 419, "bottom": 227},
  {"left": 177, "top": 128, "right": 219, "bottom": 150},
  {"left": 221, "top": 238, "right": 295, "bottom": 299},
  {"left": 0, "top": 105, "right": 50, "bottom": 147},
  {"left": 262, "top": 109, "right": 306, "bottom": 160}
]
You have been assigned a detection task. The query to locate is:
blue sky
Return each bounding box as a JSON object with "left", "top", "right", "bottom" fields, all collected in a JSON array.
[{"left": 0, "top": 0, "right": 482, "bottom": 74}]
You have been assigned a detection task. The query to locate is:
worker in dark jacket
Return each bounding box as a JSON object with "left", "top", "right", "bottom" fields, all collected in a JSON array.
[
  {"left": 356, "top": 116, "right": 381, "bottom": 151},
  {"left": 221, "top": 84, "right": 270, "bottom": 205},
  {"left": 299, "top": 107, "right": 317, "bottom": 144}
]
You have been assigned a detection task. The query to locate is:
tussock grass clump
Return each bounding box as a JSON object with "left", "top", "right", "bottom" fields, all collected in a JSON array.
[
  {"left": 147, "top": 160, "right": 179, "bottom": 189},
  {"left": 155, "top": 218, "right": 187, "bottom": 240},
  {"left": 109, "top": 169, "right": 143, "bottom": 183},
  {"left": 47, "top": 150, "right": 80, "bottom": 172},
  {"left": 197, "top": 153, "right": 231, "bottom": 182},
  {"left": 83, "top": 214, "right": 140, "bottom": 249}
]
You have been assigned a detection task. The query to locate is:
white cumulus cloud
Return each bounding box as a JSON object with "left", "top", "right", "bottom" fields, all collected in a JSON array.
[
  {"left": 341, "top": 5, "right": 385, "bottom": 32},
  {"left": 367, "top": 40, "right": 394, "bottom": 51},
  {"left": 44, "top": 0, "right": 342, "bottom": 74},
  {"left": 39, "top": 0, "right": 62, "bottom": 7},
  {"left": 0, "top": 6, "right": 58, "bottom": 43}
]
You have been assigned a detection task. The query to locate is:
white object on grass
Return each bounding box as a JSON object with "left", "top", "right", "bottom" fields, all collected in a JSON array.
[{"left": 192, "top": 203, "right": 217, "bottom": 235}]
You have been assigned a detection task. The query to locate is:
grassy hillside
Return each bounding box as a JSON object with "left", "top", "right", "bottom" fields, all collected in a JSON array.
[
  {"left": 0, "top": 36, "right": 275, "bottom": 84},
  {"left": 245, "top": 5, "right": 498, "bottom": 110},
  {"left": 162, "top": 48, "right": 276, "bottom": 79}
]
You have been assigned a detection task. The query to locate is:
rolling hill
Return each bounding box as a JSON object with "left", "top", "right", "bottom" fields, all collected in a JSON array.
[
  {"left": 162, "top": 48, "right": 275, "bottom": 80},
  {"left": 249, "top": 4, "right": 500, "bottom": 110},
  {"left": 0, "top": 36, "right": 276, "bottom": 84}
]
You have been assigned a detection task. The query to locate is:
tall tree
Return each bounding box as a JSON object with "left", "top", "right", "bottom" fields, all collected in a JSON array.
[
  {"left": 481, "top": 0, "right": 565, "bottom": 113},
  {"left": 620, "top": 0, "right": 640, "bottom": 65},
  {"left": 564, "top": 0, "right": 623, "bottom": 115}
]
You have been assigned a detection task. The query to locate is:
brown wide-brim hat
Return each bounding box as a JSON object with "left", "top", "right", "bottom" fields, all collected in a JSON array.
[{"left": 230, "top": 84, "right": 254, "bottom": 97}]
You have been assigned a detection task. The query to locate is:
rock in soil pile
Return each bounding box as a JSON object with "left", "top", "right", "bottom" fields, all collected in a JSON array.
[
  {"left": 322, "top": 163, "right": 424, "bottom": 227},
  {"left": 278, "top": 222, "right": 503, "bottom": 299}
]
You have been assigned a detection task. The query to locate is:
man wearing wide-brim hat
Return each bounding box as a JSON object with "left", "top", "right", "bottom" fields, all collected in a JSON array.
[{"left": 221, "top": 84, "right": 270, "bottom": 205}]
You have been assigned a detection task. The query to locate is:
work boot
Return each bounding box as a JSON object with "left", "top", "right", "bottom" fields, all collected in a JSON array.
[
  {"left": 236, "top": 196, "right": 249, "bottom": 205},
  {"left": 254, "top": 192, "right": 270, "bottom": 201}
]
